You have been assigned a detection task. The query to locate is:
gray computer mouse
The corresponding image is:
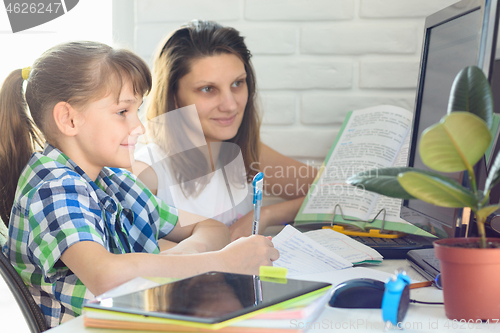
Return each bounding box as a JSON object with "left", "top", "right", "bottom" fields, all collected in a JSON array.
[{"left": 329, "top": 278, "right": 385, "bottom": 308}]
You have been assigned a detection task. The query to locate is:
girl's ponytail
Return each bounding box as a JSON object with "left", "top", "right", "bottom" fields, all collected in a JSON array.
[
  {"left": 0, "top": 69, "right": 43, "bottom": 227},
  {"left": 0, "top": 41, "right": 151, "bottom": 229}
]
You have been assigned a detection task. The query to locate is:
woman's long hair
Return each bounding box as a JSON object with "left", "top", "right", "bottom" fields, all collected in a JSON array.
[{"left": 146, "top": 20, "right": 261, "bottom": 197}]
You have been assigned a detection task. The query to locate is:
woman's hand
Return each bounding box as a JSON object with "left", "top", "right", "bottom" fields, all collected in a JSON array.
[
  {"left": 166, "top": 212, "right": 230, "bottom": 253},
  {"left": 229, "top": 198, "right": 305, "bottom": 242},
  {"left": 229, "top": 212, "right": 262, "bottom": 241},
  {"left": 160, "top": 240, "right": 205, "bottom": 255},
  {"left": 158, "top": 239, "right": 178, "bottom": 252}
]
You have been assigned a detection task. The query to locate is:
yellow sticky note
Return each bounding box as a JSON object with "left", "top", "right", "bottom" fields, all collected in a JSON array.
[{"left": 259, "top": 266, "right": 288, "bottom": 279}]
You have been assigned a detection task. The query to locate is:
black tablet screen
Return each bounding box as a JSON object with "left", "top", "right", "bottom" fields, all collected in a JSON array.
[{"left": 86, "top": 271, "right": 331, "bottom": 324}]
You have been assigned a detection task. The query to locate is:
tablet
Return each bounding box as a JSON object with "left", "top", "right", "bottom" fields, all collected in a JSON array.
[{"left": 84, "top": 271, "right": 332, "bottom": 328}]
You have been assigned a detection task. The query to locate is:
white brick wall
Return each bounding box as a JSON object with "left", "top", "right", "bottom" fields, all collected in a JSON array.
[
  {"left": 360, "top": 0, "right": 458, "bottom": 18},
  {"left": 253, "top": 58, "right": 353, "bottom": 90},
  {"left": 244, "top": 0, "right": 355, "bottom": 21},
  {"left": 113, "top": 0, "right": 461, "bottom": 162},
  {"left": 359, "top": 60, "right": 420, "bottom": 89},
  {"left": 301, "top": 24, "right": 418, "bottom": 55}
]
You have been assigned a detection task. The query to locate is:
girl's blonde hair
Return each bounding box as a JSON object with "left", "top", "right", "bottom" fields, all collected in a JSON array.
[
  {"left": 147, "top": 20, "right": 261, "bottom": 197},
  {"left": 0, "top": 41, "right": 151, "bottom": 226}
]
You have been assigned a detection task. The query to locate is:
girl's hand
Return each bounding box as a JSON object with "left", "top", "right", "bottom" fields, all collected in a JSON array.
[{"left": 217, "top": 235, "right": 279, "bottom": 275}]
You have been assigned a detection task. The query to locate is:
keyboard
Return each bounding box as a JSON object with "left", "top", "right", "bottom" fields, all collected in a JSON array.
[{"left": 349, "top": 234, "right": 435, "bottom": 259}]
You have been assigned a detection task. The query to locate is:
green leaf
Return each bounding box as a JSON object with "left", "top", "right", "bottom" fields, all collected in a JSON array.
[
  {"left": 419, "top": 112, "right": 491, "bottom": 172},
  {"left": 397, "top": 171, "right": 478, "bottom": 208},
  {"left": 448, "top": 66, "right": 494, "bottom": 129},
  {"left": 476, "top": 205, "right": 500, "bottom": 222},
  {"left": 485, "top": 151, "right": 500, "bottom": 193},
  {"left": 346, "top": 167, "right": 417, "bottom": 199}
]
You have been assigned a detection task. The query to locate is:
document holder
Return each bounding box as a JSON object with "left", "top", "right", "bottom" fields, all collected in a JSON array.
[{"left": 324, "top": 204, "right": 405, "bottom": 239}]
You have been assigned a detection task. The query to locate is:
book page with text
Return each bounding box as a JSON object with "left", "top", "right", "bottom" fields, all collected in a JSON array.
[
  {"left": 302, "top": 105, "right": 412, "bottom": 221},
  {"left": 369, "top": 135, "right": 411, "bottom": 223}
]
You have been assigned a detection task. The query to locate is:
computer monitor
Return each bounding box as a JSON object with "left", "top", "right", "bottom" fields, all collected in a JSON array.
[{"left": 400, "top": 0, "right": 499, "bottom": 239}]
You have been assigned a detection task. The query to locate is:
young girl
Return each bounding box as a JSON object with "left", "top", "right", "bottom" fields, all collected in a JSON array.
[
  {"left": 0, "top": 41, "right": 278, "bottom": 328},
  {"left": 133, "top": 20, "right": 318, "bottom": 240}
]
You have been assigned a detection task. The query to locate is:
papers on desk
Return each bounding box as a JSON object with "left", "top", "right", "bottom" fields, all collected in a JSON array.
[
  {"left": 85, "top": 287, "right": 331, "bottom": 332},
  {"left": 83, "top": 276, "right": 332, "bottom": 333},
  {"left": 272, "top": 225, "right": 383, "bottom": 277},
  {"left": 304, "top": 228, "right": 383, "bottom": 265}
]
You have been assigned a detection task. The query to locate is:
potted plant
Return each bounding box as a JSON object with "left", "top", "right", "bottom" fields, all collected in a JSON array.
[{"left": 346, "top": 65, "right": 500, "bottom": 321}]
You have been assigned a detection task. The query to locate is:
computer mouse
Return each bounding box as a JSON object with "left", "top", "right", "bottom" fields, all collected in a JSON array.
[{"left": 329, "top": 278, "right": 385, "bottom": 308}]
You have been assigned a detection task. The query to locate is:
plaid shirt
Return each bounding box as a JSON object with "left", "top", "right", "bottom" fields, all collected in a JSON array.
[{"left": 2, "top": 144, "right": 178, "bottom": 328}]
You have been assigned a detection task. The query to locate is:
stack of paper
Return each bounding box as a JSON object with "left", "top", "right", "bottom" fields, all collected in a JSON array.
[
  {"left": 83, "top": 275, "right": 332, "bottom": 333},
  {"left": 84, "top": 290, "right": 330, "bottom": 332},
  {"left": 271, "top": 225, "right": 383, "bottom": 277}
]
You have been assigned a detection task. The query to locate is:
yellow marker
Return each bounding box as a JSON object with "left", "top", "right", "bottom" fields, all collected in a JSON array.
[
  {"left": 259, "top": 266, "right": 288, "bottom": 279},
  {"left": 322, "top": 225, "right": 405, "bottom": 239}
]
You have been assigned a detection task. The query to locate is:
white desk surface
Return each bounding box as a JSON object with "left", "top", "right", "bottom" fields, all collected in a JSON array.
[{"left": 46, "top": 258, "right": 500, "bottom": 333}]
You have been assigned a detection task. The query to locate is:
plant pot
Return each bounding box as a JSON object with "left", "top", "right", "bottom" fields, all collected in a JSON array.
[{"left": 434, "top": 238, "right": 500, "bottom": 321}]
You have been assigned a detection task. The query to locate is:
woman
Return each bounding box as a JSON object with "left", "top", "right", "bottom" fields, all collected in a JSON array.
[{"left": 133, "top": 20, "right": 317, "bottom": 241}]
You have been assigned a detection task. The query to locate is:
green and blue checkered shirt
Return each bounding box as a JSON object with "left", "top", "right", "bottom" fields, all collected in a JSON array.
[{"left": 2, "top": 144, "right": 178, "bottom": 327}]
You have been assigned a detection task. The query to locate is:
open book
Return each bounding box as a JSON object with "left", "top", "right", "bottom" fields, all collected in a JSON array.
[{"left": 294, "top": 105, "right": 433, "bottom": 236}]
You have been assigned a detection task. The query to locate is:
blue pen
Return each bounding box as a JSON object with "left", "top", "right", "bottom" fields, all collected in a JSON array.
[{"left": 252, "top": 172, "right": 264, "bottom": 235}]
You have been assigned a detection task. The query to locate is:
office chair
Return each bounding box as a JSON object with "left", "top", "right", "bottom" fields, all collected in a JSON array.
[{"left": 0, "top": 251, "right": 47, "bottom": 332}]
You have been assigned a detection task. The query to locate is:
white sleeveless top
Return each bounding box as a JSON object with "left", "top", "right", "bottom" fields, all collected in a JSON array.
[{"left": 134, "top": 143, "right": 253, "bottom": 227}]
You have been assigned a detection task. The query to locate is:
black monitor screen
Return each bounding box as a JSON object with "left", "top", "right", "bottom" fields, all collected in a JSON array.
[
  {"left": 401, "top": 0, "right": 498, "bottom": 238},
  {"left": 416, "top": 10, "right": 481, "bottom": 133}
]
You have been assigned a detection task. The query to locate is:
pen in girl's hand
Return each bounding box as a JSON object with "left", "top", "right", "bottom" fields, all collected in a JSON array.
[{"left": 252, "top": 172, "right": 264, "bottom": 235}]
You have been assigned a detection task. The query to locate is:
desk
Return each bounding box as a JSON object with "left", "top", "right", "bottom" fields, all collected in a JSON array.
[{"left": 46, "top": 260, "right": 496, "bottom": 333}]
